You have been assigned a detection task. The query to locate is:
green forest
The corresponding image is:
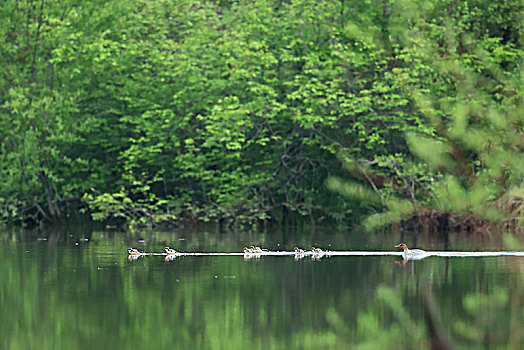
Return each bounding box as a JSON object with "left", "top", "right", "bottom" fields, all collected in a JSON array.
[{"left": 1, "top": 0, "right": 523, "bottom": 230}]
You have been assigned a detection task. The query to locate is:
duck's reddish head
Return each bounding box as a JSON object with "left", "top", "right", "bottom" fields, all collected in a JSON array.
[{"left": 395, "top": 243, "right": 408, "bottom": 250}]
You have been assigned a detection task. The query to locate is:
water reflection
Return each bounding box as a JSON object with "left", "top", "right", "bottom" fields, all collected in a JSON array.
[
  {"left": 395, "top": 255, "right": 430, "bottom": 265},
  {"left": 243, "top": 253, "right": 260, "bottom": 261},
  {"left": 127, "top": 254, "right": 143, "bottom": 261},
  {"left": 164, "top": 255, "right": 180, "bottom": 262},
  {"left": 1, "top": 228, "right": 524, "bottom": 349}
]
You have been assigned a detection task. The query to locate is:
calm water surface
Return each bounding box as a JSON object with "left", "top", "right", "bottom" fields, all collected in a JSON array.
[{"left": 1, "top": 227, "right": 523, "bottom": 349}]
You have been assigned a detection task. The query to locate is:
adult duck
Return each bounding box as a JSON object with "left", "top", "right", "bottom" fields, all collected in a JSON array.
[{"left": 395, "top": 243, "right": 427, "bottom": 256}]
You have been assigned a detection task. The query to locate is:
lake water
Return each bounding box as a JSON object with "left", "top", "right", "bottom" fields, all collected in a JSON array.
[{"left": 1, "top": 226, "right": 523, "bottom": 349}]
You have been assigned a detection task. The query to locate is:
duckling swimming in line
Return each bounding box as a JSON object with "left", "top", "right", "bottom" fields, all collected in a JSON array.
[
  {"left": 127, "top": 248, "right": 143, "bottom": 255},
  {"left": 250, "top": 246, "right": 264, "bottom": 254},
  {"left": 165, "top": 247, "right": 178, "bottom": 255}
]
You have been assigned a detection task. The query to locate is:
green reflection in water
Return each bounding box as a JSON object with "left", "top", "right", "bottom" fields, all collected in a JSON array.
[{"left": 1, "top": 229, "right": 523, "bottom": 349}]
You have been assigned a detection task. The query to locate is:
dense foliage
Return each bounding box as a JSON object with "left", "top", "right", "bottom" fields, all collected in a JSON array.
[{"left": 0, "top": 0, "right": 522, "bottom": 228}]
